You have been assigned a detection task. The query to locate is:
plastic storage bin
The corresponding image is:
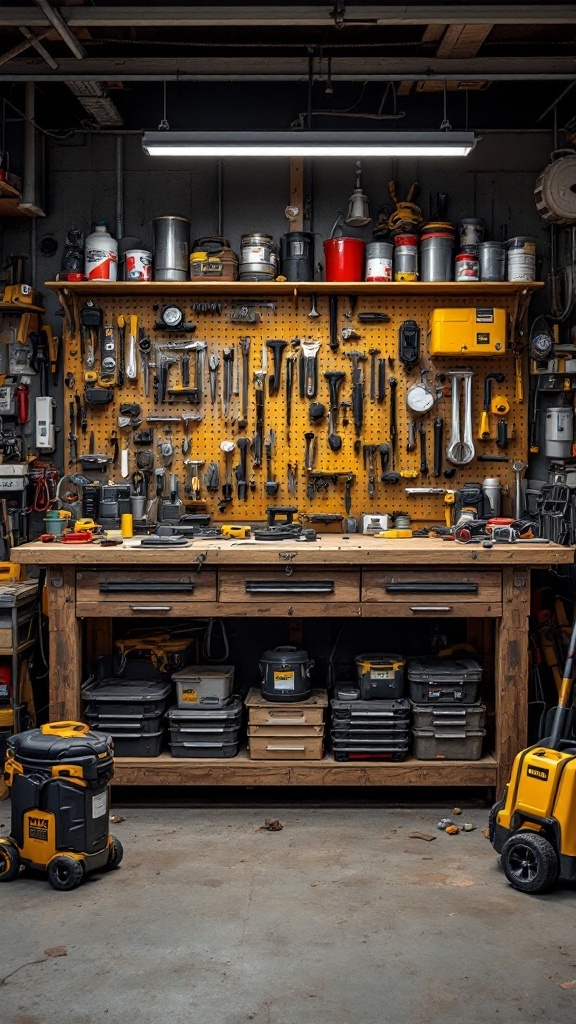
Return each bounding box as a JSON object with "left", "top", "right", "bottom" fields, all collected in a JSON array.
[
  {"left": 355, "top": 653, "right": 405, "bottom": 700},
  {"left": 172, "top": 665, "right": 234, "bottom": 709},
  {"left": 331, "top": 737, "right": 410, "bottom": 762},
  {"left": 407, "top": 657, "right": 482, "bottom": 704},
  {"left": 411, "top": 702, "right": 486, "bottom": 730},
  {"left": 166, "top": 698, "right": 242, "bottom": 758},
  {"left": 412, "top": 727, "right": 486, "bottom": 761}
]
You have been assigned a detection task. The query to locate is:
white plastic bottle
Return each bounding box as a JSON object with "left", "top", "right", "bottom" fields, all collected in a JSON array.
[{"left": 85, "top": 221, "right": 118, "bottom": 280}]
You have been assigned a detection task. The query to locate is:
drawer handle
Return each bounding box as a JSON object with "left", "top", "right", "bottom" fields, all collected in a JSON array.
[
  {"left": 385, "top": 582, "right": 477, "bottom": 593},
  {"left": 430, "top": 709, "right": 467, "bottom": 719},
  {"left": 100, "top": 582, "right": 194, "bottom": 593},
  {"left": 265, "top": 745, "right": 307, "bottom": 751},
  {"left": 128, "top": 604, "right": 172, "bottom": 613},
  {"left": 245, "top": 581, "right": 334, "bottom": 594},
  {"left": 409, "top": 605, "right": 453, "bottom": 613},
  {"left": 266, "top": 715, "right": 306, "bottom": 723}
]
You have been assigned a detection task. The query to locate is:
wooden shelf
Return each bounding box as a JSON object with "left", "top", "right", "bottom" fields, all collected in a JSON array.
[
  {"left": 112, "top": 750, "right": 498, "bottom": 787},
  {"left": 44, "top": 280, "right": 544, "bottom": 297},
  {"left": 0, "top": 180, "right": 45, "bottom": 218}
]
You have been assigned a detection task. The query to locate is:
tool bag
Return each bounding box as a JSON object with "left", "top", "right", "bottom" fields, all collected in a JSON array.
[{"left": 114, "top": 626, "right": 198, "bottom": 676}]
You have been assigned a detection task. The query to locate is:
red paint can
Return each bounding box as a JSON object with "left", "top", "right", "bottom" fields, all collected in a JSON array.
[{"left": 323, "top": 237, "right": 365, "bottom": 282}]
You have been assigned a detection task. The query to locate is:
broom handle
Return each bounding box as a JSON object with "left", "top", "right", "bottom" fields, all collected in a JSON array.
[{"left": 549, "top": 615, "right": 576, "bottom": 749}]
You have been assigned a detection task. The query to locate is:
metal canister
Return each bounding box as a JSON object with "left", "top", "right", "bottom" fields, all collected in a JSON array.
[
  {"left": 459, "top": 219, "right": 485, "bottom": 247},
  {"left": 365, "top": 241, "right": 393, "bottom": 282},
  {"left": 394, "top": 233, "right": 418, "bottom": 280},
  {"left": 280, "top": 231, "right": 313, "bottom": 281},
  {"left": 478, "top": 241, "right": 506, "bottom": 282},
  {"left": 545, "top": 407, "right": 573, "bottom": 458},
  {"left": 420, "top": 232, "right": 454, "bottom": 282},
  {"left": 125, "top": 249, "right": 152, "bottom": 281},
  {"left": 455, "top": 252, "right": 479, "bottom": 281},
  {"left": 259, "top": 646, "right": 313, "bottom": 703},
  {"left": 482, "top": 477, "right": 501, "bottom": 518},
  {"left": 153, "top": 216, "right": 191, "bottom": 281},
  {"left": 507, "top": 236, "right": 537, "bottom": 283},
  {"left": 239, "top": 232, "right": 276, "bottom": 281}
]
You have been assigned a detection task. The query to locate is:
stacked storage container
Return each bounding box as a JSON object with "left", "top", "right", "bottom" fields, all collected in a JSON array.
[
  {"left": 330, "top": 653, "right": 410, "bottom": 760},
  {"left": 83, "top": 659, "right": 172, "bottom": 757},
  {"left": 245, "top": 688, "right": 328, "bottom": 759},
  {"left": 166, "top": 665, "right": 242, "bottom": 758},
  {"left": 408, "top": 656, "right": 486, "bottom": 760}
]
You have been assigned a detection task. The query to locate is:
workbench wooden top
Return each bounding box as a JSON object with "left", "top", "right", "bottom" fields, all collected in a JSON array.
[{"left": 11, "top": 536, "right": 574, "bottom": 568}]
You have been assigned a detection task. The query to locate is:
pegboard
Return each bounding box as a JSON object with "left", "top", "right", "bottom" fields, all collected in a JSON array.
[{"left": 61, "top": 287, "right": 529, "bottom": 523}]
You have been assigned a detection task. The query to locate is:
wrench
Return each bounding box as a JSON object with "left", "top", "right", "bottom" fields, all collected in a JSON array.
[
  {"left": 209, "top": 353, "right": 220, "bottom": 405},
  {"left": 301, "top": 339, "right": 321, "bottom": 399},
  {"left": 512, "top": 460, "right": 526, "bottom": 519},
  {"left": 446, "top": 370, "right": 475, "bottom": 466}
]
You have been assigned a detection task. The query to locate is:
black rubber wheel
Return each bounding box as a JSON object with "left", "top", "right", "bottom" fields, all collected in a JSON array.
[
  {"left": 105, "top": 835, "right": 124, "bottom": 870},
  {"left": 500, "top": 832, "right": 558, "bottom": 894},
  {"left": 488, "top": 796, "right": 505, "bottom": 844},
  {"left": 47, "top": 856, "right": 84, "bottom": 891},
  {"left": 0, "top": 842, "right": 20, "bottom": 882}
]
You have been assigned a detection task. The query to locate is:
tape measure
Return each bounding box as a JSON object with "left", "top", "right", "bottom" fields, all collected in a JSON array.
[
  {"left": 375, "top": 528, "right": 413, "bottom": 538},
  {"left": 221, "top": 524, "right": 251, "bottom": 538}
]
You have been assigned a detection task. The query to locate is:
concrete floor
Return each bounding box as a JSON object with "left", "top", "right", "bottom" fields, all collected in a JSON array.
[{"left": 1, "top": 802, "right": 575, "bottom": 1024}]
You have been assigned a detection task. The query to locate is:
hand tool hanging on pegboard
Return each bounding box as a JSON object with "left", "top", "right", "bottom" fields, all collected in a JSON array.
[
  {"left": 446, "top": 369, "right": 475, "bottom": 466},
  {"left": 345, "top": 351, "right": 366, "bottom": 436}
]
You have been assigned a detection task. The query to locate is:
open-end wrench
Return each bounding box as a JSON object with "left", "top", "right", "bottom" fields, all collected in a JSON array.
[
  {"left": 301, "top": 339, "right": 321, "bottom": 399},
  {"left": 446, "top": 369, "right": 475, "bottom": 466},
  {"left": 512, "top": 459, "right": 526, "bottom": 519},
  {"left": 209, "top": 353, "right": 220, "bottom": 405}
]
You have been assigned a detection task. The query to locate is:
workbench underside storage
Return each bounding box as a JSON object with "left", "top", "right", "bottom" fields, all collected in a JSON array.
[{"left": 112, "top": 750, "right": 497, "bottom": 786}]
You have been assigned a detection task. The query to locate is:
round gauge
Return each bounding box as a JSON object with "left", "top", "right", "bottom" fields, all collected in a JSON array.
[
  {"left": 161, "top": 305, "right": 184, "bottom": 328},
  {"left": 406, "top": 384, "right": 435, "bottom": 414}
]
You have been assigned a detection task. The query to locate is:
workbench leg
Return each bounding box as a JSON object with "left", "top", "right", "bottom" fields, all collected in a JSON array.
[
  {"left": 47, "top": 566, "right": 81, "bottom": 721},
  {"left": 495, "top": 566, "right": 530, "bottom": 794}
]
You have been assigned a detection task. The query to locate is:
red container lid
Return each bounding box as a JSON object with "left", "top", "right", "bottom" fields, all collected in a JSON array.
[{"left": 394, "top": 234, "right": 418, "bottom": 246}]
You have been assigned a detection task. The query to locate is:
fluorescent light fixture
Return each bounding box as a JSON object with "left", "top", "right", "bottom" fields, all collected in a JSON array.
[{"left": 142, "top": 131, "right": 477, "bottom": 158}]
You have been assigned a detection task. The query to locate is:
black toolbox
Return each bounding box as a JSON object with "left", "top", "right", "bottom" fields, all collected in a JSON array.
[
  {"left": 331, "top": 736, "right": 410, "bottom": 762},
  {"left": 82, "top": 659, "right": 173, "bottom": 757},
  {"left": 331, "top": 697, "right": 411, "bottom": 727},
  {"left": 407, "top": 657, "right": 482, "bottom": 704},
  {"left": 166, "top": 697, "right": 243, "bottom": 758}
]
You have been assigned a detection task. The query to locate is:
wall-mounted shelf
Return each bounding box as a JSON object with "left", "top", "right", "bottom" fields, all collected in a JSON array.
[
  {"left": 0, "top": 179, "right": 45, "bottom": 219},
  {"left": 44, "top": 280, "right": 544, "bottom": 297}
]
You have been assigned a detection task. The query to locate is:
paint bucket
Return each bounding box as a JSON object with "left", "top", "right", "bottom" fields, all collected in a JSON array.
[
  {"left": 153, "top": 216, "right": 191, "bottom": 281},
  {"left": 323, "top": 237, "right": 365, "bottom": 282},
  {"left": 239, "top": 233, "right": 276, "bottom": 280},
  {"left": 280, "top": 232, "right": 314, "bottom": 281},
  {"left": 507, "top": 236, "right": 537, "bottom": 282},
  {"left": 420, "top": 232, "right": 454, "bottom": 282},
  {"left": 125, "top": 249, "right": 152, "bottom": 281},
  {"left": 394, "top": 234, "right": 418, "bottom": 281},
  {"left": 455, "top": 253, "right": 479, "bottom": 281},
  {"left": 365, "top": 241, "right": 393, "bottom": 282},
  {"left": 478, "top": 241, "right": 506, "bottom": 282},
  {"left": 459, "top": 219, "right": 485, "bottom": 247}
]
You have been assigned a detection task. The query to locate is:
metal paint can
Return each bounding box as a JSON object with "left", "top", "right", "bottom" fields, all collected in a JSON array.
[
  {"left": 455, "top": 252, "right": 479, "bottom": 281},
  {"left": 153, "top": 216, "right": 191, "bottom": 281},
  {"left": 459, "top": 218, "right": 485, "bottom": 247},
  {"left": 507, "top": 236, "right": 537, "bottom": 282},
  {"left": 125, "top": 249, "right": 152, "bottom": 281},
  {"left": 323, "top": 237, "right": 365, "bottom": 282},
  {"left": 239, "top": 233, "right": 276, "bottom": 280},
  {"left": 394, "top": 233, "right": 418, "bottom": 280},
  {"left": 420, "top": 232, "right": 454, "bottom": 282},
  {"left": 365, "top": 241, "right": 393, "bottom": 282},
  {"left": 478, "top": 241, "right": 506, "bottom": 282}
]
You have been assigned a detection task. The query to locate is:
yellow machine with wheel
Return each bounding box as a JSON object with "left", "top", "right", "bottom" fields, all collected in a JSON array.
[
  {"left": 490, "top": 618, "right": 576, "bottom": 894},
  {"left": 0, "top": 721, "right": 123, "bottom": 891}
]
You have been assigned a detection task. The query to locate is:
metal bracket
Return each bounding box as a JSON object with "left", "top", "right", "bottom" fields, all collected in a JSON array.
[
  {"left": 50, "top": 575, "right": 63, "bottom": 588},
  {"left": 513, "top": 572, "right": 528, "bottom": 589}
]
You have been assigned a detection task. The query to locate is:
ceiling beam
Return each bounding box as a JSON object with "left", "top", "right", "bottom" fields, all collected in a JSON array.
[
  {"left": 0, "top": 29, "right": 52, "bottom": 67},
  {"left": 2, "top": 6, "right": 576, "bottom": 28},
  {"left": 19, "top": 26, "right": 58, "bottom": 70},
  {"left": 436, "top": 24, "right": 493, "bottom": 58},
  {"left": 32, "top": 0, "right": 86, "bottom": 60}
]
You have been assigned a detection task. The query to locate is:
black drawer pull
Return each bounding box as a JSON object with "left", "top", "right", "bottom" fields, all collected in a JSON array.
[
  {"left": 99, "top": 581, "right": 194, "bottom": 593},
  {"left": 245, "top": 581, "right": 335, "bottom": 595},
  {"left": 385, "top": 581, "right": 477, "bottom": 594}
]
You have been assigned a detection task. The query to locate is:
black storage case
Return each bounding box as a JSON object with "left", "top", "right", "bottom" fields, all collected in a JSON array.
[{"left": 407, "top": 657, "right": 482, "bottom": 704}]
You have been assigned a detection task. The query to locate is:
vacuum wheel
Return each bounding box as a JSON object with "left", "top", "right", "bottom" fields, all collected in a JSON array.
[
  {"left": 105, "top": 834, "right": 124, "bottom": 870},
  {"left": 47, "top": 856, "right": 84, "bottom": 891},
  {"left": 500, "top": 832, "right": 558, "bottom": 894},
  {"left": 0, "top": 841, "right": 20, "bottom": 882}
]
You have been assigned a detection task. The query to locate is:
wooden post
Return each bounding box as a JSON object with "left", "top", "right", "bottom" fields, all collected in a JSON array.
[
  {"left": 495, "top": 566, "right": 530, "bottom": 793},
  {"left": 289, "top": 157, "right": 304, "bottom": 231},
  {"left": 47, "top": 566, "right": 82, "bottom": 720}
]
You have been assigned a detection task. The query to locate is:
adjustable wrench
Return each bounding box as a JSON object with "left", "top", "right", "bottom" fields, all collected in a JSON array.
[{"left": 446, "top": 369, "right": 475, "bottom": 466}]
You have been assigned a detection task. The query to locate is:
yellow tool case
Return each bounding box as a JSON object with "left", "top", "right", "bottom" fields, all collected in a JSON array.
[{"left": 428, "top": 307, "right": 507, "bottom": 356}]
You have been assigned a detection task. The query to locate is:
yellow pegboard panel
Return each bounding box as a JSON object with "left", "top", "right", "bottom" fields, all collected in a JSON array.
[{"left": 62, "top": 287, "right": 528, "bottom": 523}]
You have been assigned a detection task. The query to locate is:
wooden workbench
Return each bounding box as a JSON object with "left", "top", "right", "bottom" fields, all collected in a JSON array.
[{"left": 13, "top": 536, "right": 574, "bottom": 792}]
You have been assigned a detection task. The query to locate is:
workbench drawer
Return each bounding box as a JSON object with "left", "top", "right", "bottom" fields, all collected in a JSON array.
[
  {"left": 362, "top": 570, "right": 502, "bottom": 617},
  {"left": 218, "top": 569, "right": 360, "bottom": 604},
  {"left": 76, "top": 569, "right": 216, "bottom": 617}
]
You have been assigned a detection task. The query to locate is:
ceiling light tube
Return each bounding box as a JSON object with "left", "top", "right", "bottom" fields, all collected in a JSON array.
[{"left": 142, "top": 131, "right": 477, "bottom": 158}]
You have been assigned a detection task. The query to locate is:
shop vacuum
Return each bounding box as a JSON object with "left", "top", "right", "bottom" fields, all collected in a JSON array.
[
  {"left": 0, "top": 721, "right": 123, "bottom": 891},
  {"left": 490, "top": 617, "right": 576, "bottom": 894}
]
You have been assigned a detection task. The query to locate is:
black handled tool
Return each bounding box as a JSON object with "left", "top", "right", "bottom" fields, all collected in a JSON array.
[
  {"left": 329, "top": 296, "right": 339, "bottom": 351},
  {"left": 433, "top": 417, "right": 443, "bottom": 477},
  {"left": 325, "top": 370, "right": 346, "bottom": 452},
  {"left": 266, "top": 339, "right": 287, "bottom": 396},
  {"left": 377, "top": 358, "right": 385, "bottom": 404},
  {"left": 389, "top": 377, "right": 398, "bottom": 468},
  {"left": 418, "top": 421, "right": 428, "bottom": 476}
]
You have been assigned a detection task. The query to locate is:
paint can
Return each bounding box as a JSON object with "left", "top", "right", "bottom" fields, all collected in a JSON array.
[
  {"left": 459, "top": 219, "right": 485, "bottom": 247},
  {"left": 125, "top": 249, "right": 152, "bottom": 281},
  {"left": 153, "top": 216, "right": 191, "bottom": 281},
  {"left": 506, "top": 236, "right": 537, "bottom": 282},
  {"left": 85, "top": 222, "right": 118, "bottom": 281},
  {"left": 455, "top": 252, "right": 479, "bottom": 281},
  {"left": 239, "top": 233, "right": 276, "bottom": 280},
  {"left": 323, "top": 237, "right": 365, "bottom": 282},
  {"left": 394, "top": 234, "right": 418, "bottom": 280},
  {"left": 478, "top": 241, "right": 506, "bottom": 282},
  {"left": 280, "top": 231, "right": 314, "bottom": 281},
  {"left": 365, "top": 241, "right": 393, "bottom": 282},
  {"left": 420, "top": 232, "right": 454, "bottom": 282}
]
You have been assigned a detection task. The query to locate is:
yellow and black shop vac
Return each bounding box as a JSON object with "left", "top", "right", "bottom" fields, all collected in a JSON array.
[
  {"left": 0, "top": 722, "right": 123, "bottom": 891},
  {"left": 490, "top": 617, "right": 576, "bottom": 895}
]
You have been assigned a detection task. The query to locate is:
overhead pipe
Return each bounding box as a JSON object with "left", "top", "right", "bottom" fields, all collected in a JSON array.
[{"left": 115, "top": 135, "right": 124, "bottom": 240}]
